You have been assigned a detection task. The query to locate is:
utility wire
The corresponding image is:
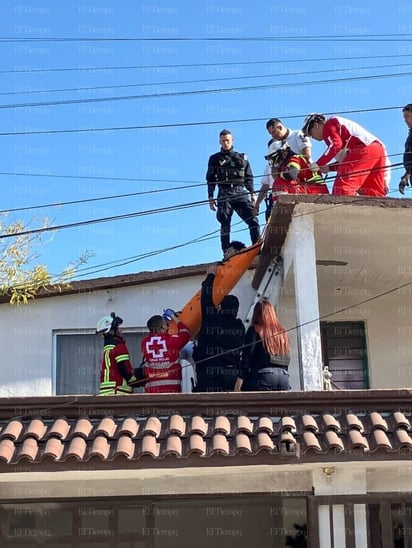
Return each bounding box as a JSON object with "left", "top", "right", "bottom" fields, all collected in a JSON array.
[
  {"left": 0, "top": 159, "right": 405, "bottom": 217},
  {"left": 1, "top": 34, "right": 411, "bottom": 42},
  {"left": 2, "top": 182, "right": 405, "bottom": 287},
  {"left": 1, "top": 70, "right": 412, "bottom": 112},
  {"left": 0, "top": 105, "right": 404, "bottom": 136},
  {"left": 0, "top": 199, "right": 208, "bottom": 240},
  {"left": 3, "top": 53, "right": 412, "bottom": 75},
  {"left": 0, "top": 182, "right": 204, "bottom": 215},
  {"left": 1, "top": 62, "right": 408, "bottom": 97}
]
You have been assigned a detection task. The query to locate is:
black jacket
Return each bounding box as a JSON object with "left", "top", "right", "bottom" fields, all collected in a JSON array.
[
  {"left": 194, "top": 273, "right": 245, "bottom": 370},
  {"left": 206, "top": 148, "right": 254, "bottom": 198},
  {"left": 239, "top": 326, "right": 290, "bottom": 380},
  {"left": 404, "top": 128, "right": 412, "bottom": 176}
]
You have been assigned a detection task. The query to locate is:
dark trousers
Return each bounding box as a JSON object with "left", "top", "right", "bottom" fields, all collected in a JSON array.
[
  {"left": 245, "top": 367, "right": 291, "bottom": 391},
  {"left": 216, "top": 189, "right": 260, "bottom": 252},
  {"left": 195, "top": 365, "right": 239, "bottom": 392}
]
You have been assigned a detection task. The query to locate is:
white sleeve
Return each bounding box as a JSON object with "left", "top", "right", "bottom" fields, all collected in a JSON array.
[{"left": 261, "top": 163, "right": 273, "bottom": 186}]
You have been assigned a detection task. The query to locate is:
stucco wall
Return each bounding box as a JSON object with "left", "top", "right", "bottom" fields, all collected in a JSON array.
[{"left": 0, "top": 269, "right": 256, "bottom": 397}]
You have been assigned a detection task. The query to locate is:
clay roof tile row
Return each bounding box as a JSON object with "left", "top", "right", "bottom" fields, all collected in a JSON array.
[{"left": 0, "top": 408, "right": 410, "bottom": 467}]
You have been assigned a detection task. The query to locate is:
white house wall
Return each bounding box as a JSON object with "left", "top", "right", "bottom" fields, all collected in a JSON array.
[{"left": 0, "top": 270, "right": 256, "bottom": 397}]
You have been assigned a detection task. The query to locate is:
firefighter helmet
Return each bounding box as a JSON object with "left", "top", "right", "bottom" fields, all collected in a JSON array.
[
  {"left": 96, "top": 312, "right": 123, "bottom": 335},
  {"left": 265, "top": 142, "right": 291, "bottom": 165},
  {"left": 302, "top": 113, "right": 326, "bottom": 135},
  {"left": 264, "top": 140, "right": 282, "bottom": 161}
]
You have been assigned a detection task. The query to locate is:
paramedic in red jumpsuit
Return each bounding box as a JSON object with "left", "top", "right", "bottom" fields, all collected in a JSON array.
[
  {"left": 141, "top": 312, "right": 191, "bottom": 393},
  {"left": 302, "top": 114, "right": 388, "bottom": 197}
]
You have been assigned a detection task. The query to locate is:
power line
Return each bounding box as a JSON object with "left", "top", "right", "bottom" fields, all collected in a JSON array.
[
  {"left": 1, "top": 34, "right": 411, "bottom": 42},
  {"left": 0, "top": 198, "right": 209, "bottom": 240},
  {"left": 0, "top": 104, "right": 404, "bottom": 137},
  {"left": 1, "top": 71, "right": 412, "bottom": 113},
  {"left": 1, "top": 62, "right": 408, "bottom": 97},
  {"left": 0, "top": 158, "right": 404, "bottom": 216},
  {"left": 0, "top": 182, "right": 204, "bottom": 215},
  {"left": 0, "top": 158, "right": 403, "bottom": 216},
  {"left": 3, "top": 53, "right": 412, "bottom": 75}
]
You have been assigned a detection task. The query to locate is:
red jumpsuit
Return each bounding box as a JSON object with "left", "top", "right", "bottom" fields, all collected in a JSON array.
[
  {"left": 141, "top": 321, "right": 191, "bottom": 393},
  {"left": 273, "top": 154, "right": 329, "bottom": 195},
  {"left": 99, "top": 336, "right": 137, "bottom": 395},
  {"left": 316, "top": 116, "right": 387, "bottom": 197}
]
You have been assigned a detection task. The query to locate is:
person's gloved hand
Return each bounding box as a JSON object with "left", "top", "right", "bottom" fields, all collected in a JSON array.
[
  {"left": 163, "top": 308, "right": 177, "bottom": 321},
  {"left": 399, "top": 174, "right": 411, "bottom": 195}
]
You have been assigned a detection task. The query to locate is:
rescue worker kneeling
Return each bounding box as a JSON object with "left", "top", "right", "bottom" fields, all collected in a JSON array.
[
  {"left": 141, "top": 311, "right": 191, "bottom": 393},
  {"left": 97, "top": 312, "right": 144, "bottom": 396},
  {"left": 266, "top": 144, "right": 329, "bottom": 218}
]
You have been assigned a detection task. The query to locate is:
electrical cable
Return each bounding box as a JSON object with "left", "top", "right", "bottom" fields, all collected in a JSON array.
[
  {"left": 1, "top": 61, "right": 408, "bottom": 97},
  {"left": 2, "top": 53, "right": 412, "bottom": 75},
  {"left": 1, "top": 71, "right": 412, "bottom": 112},
  {"left": 0, "top": 104, "right": 404, "bottom": 136}
]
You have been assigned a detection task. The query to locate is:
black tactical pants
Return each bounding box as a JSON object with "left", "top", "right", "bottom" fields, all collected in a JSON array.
[{"left": 216, "top": 187, "right": 260, "bottom": 252}]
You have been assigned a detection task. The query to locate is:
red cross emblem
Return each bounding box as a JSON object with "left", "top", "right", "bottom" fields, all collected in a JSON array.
[{"left": 146, "top": 336, "right": 167, "bottom": 359}]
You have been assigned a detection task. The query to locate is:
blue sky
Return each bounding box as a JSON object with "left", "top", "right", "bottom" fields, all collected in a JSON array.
[{"left": 0, "top": 1, "right": 410, "bottom": 281}]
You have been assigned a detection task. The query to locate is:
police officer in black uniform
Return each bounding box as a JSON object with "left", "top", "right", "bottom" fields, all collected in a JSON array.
[
  {"left": 399, "top": 103, "right": 412, "bottom": 195},
  {"left": 206, "top": 129, "right": 260, "bottom": 254}
]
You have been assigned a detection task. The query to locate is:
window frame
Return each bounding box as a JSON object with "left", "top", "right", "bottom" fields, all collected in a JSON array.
[
  {"left": 52, "top": 327, "right": 148, "bottom": 396},
  {"left": 320, "top": 320, "right": 370, "bottom": 389}
]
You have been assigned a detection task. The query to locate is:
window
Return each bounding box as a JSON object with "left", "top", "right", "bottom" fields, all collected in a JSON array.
[
  {"left": 308, "top": 494, "right": 412, "bottom": 548},
  {"left": 320, "top": 321, "right": 369, "bottom": 389},
  {"left": 0, "top": 495, "right": 307, "bottom": 547},
  {"left": 54, "top": 331, "right": 196, "bottom": 395},
  {"left": 54, "top": 331, "right": 147, "bottom": 395}
]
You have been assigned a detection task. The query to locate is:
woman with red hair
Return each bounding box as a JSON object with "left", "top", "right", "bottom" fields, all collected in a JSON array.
[{"left": 234, "top": 300, "right": 291, "bottom": 391}]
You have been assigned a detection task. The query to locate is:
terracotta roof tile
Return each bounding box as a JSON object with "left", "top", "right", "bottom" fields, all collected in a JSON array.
[
  {"left": 236, "top": 433, "right": 252, "bottom": 455},
  {"left": 257, "top": 416, "right": 273, "bottom": 434},
  {"left": 47, "top": 418, "right": 70, "bottom": 440},
  {"left": 325, "top": 430, "right": 344, "bottom": 452},
  {"left": 0, "top": 438, "right": 15, "bottom": 463},
  {"left": 372, "top": 429, "right": 392, "bottom": 451},
  {"left": 257, "top": 432, "right": 274, "bottom": 451},
  {"left": 169, "top": 414, "right": 185, "bottom": 436},
  {"left": 19, "top": 437, "right": 39, "bottom": 462},
  {"left": 90, "top": 435, "right": 110, "bottom": 459},
  {"left": 212, "top": 434, "right": 229, "bottom": 455},
  {"left": 302, "top": 415, "right": 318, "bottom": 432},
  {"left": 349, "top": 429, "right": 369, "bottom": 451},
  {"left": 166, "top": 435, "right": 182, "bottom": 456},
  {"left": 281, "top": 416, "right": 297, "bottom": 432},
  {"left": 115, "top": 435, "right": 135, "bottom": 458},
  {"left": 370, "top": 412, "right": 388, "bottom": 431},
  {"left": 395, "top": 428, "right": 412, "bottom": 449},
  {"left": 302, "top": 431, "right": 322, "bottom": 453},
  {"left": 214, "top": 416, "right": 231, "bottom": 435},
  {"left": 141, "top": 435, "right": 160, "bottom": 457},
  {"left": 144, "top": 417, "right": 162, "bottom": 437},
  {"left": 67, "top": 436, "right": 88, "bottom": 460},
  {"left": 346, "top": 413, "right": 364, "bottom": 432},
  {"left": 72, "top": 418, "right": 93, "bottom": 439},
  {"left": 0, "top": 392, "right": 411, "bottom": 468},
  {"left": 95, "top": 417, "right": 117, "bottom": 438},
  {"left": 0, "top": 419, "right": 23, "bottom": 441},
  {"left": 189, "top": 433, "right": 206, "bottom": 455},
  {"left": 24, "top": 419, "right": 47, "bottom": 441},
  {"left": 190, "top": 416, "right": 208, "bottom": 436},
  {"left": 393, "top": 412, "right": 411, "bottom": 430},
  {"left": 323, "top": 414, "right": 341, "bottom": 432},
  {"left": 237, "top": 415, "right": 253, "bottom": 434},
  {"left": 118, "top": 417, "right": 139, "bottom": 438},
  {"left": 44, "top": 436, "right": 64, "bottom": 460}
]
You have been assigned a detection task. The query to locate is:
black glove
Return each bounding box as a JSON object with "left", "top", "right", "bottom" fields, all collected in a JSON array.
[{"left": 399, "top": 175, "right": 411, "bottom": 195}]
